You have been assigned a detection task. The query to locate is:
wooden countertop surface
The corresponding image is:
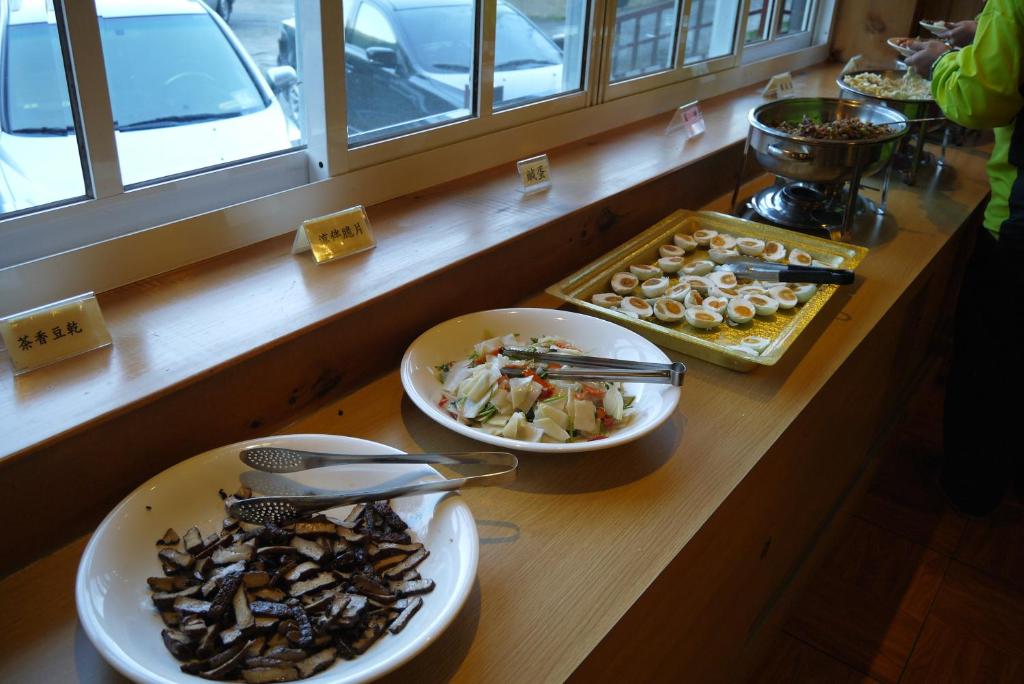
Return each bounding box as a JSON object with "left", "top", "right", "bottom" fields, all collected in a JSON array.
[{"left": 0, "top": 132, "right": 993, "bottom": 682}]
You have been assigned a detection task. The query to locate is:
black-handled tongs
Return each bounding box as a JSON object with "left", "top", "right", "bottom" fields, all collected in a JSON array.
[
  {"left": 501, "top": 347, "right": 686, "bottom": 386},
  {"left": 720, "top": 259, "right": 855, "bottom": 285}
]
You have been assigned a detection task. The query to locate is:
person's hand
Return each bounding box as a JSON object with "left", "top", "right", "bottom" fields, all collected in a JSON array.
[
  {"left": 939, "top": 20, "right": 977, "bottom": 47},
  {"left": 905, "top": 40, "right": 950, "bottom": 77}
]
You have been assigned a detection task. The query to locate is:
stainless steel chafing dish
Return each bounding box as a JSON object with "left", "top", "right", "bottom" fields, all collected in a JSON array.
[
  {"left": 748, "top": 97, "right": 909, "bottom": 184},
  {"left": 837, "top": 69, "right": 946, "bottom": 184}
]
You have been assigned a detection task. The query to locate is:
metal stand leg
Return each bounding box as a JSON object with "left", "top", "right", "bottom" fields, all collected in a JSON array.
[
  {"left": 906, "top": 121, "right": 928, "bottom": 185},
  {"left": 874, "top": 161, "right": 892, "bottom": 215},
  {"left": 841, "top": 165, "right": 864, "bottom": 240},
  {"left": 730, "top": 132, "right": 752, "bottom": 214},
  {"left": 938, "top": 124, "right": 951, "bottom": 167}
]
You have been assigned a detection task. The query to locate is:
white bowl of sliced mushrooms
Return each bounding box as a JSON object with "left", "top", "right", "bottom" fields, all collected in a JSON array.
[{"left": 76, "top": 434, "right": 478, "bottom": 684}]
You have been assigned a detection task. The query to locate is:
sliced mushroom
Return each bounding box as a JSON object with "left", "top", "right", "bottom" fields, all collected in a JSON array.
[
  {"left": 148, "top": 575, "right": 193, "bottom": 592},
  {"left": 243, "top": 571, "right": 271, "bottom": 589},
  {"left": 234, "top": 585, "right": 254, "bottom": 630},
  {"left": 382, "top": 548, "right": 428, "bottom": 578},
  {"left": 289, "top": 521, "right": 337, "bottom": 536},
  {"left": 388, "top": 597, "right": 423, "bottom": 634},
  {"left": 153, "top": 585, "right": 201, "bottom": 610},
  {"left": 156, "top": 528, "right": 180, "bottom": 546},
  {"left": 242, "top": 665, "right": 299, "bottom": 683},
  {"left": 296, "top": 647, "right": 336, "bottom": 678},
  {"left": 174, "top": 597, "right": 213, "bottom": 616},
  {"left": 197, "top": 638, "right": 250, "bottom": 680},
  {"left": 350, "top": 614, "right": 388, "bottom": 654},
  {"left": 159, "top": 548, "right": 194, "bottom": 571},
  {"left": 209, "top": 572, "right": 243, "bottom": 622},
  {"left": 212, "top": 544, "right": 255, "bottom": 565},
  {"left": 251, "top": 588, "right": 287, "bottom": 602},
  {"left": 282, "top": 561, "right": 320, "bottom": 582},
  {"left": 388, "top": 578, "right": 435, "bottom": 597},
  {"left": 351, "top": 575, "right": 393, "bottom": 601},
  {"left": 249, "top": 601, "right": 293, "bottom": 619},
  {"left": 288, "top": 537, "right": 324, "bottom": 563},
  {"left": 286, "top": 606, "right": 314, "bottom": 648},
  {"left": 263, "top": 646, "right": 308, "bottom": 662},
  {"left": 183, "top": 526, "right": 205, "bottom": 554},
  {"left": 161, "top": 629, "right": 194, "bottom": 659},
  {"left": 288, "top": 572, "right": 337, "bottom": 598}
]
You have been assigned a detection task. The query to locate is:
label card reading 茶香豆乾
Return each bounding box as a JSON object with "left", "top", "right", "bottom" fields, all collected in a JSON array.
[
  {"left": 291, "top": 205, "right": 376, "bottom": 264},
  {"left": 517, "top": 154, "right": 552, "bottom": 193},
  {"left": 0, "top": 292, "right": 112, "bottom": 375},
  {"left": 666, "top": 101, "right": 706, "bottom": 140},
  {"left": 763, "top": 72, "right": 796, "bottom": 99}
]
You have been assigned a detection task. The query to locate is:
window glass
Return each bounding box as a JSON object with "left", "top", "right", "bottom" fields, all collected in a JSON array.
[
  {"left": 744, "top": 0, "right": 773, "bottom": 44},
  {"left": 1, "top": 12, "right": 87, "bottom": 216},
  {"left": 684, "top": 0, "right": 740, "bottom": 64},
  {"left": 778, "top": 0, "right": 813, "bottom": 35},
  {"left": 345, "top": 0, "right": 476, "bottom": 146},
  {"left": 97, "top": 3, "right": 302, "bottom": 187},
  {"left": 609, "top": 0, "right": 680, "bottom": 82},
  {"left": 493, "top": 0, "right": 587, "bottom": 110}
]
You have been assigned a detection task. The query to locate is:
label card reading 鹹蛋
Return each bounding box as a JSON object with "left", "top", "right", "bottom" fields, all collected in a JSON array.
[
  {"left": 292, "top": 205, "right": 376, "bottom": 264},
  {"left": 763, "top": 72, "right": 795, "bottom": 99},
  {"left": 517, "top": 154, "right": 552, "bottom": 193},
  {"left": 0, "top": 292, "right": 112, "bottom": 375},
  {"left": 666, "top": 101, "right": 706, "bottom": 140}
]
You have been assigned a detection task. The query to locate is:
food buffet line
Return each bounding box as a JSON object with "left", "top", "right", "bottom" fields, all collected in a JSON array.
[{"left": 0, "top": 35, "right": 994, "bottom": 684}]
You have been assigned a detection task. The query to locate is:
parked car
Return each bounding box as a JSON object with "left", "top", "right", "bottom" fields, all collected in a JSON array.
[
  {"left": 277, "top": 0, "right": 564, "bottom": 143},
  {"left": 203, "top": 0, "right": 234, "bottom": 23},
  {"left": 0, "top": 0, "right": 295, "bottom": 214}
]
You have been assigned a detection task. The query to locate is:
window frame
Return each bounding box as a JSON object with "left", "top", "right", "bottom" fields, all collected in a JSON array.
[{"left": 0, "top": 0, "right": 836, "bottom": 316}]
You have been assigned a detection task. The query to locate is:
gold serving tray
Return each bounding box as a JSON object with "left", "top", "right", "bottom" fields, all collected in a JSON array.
[{"left": 546, "top": 210, "right": 868, "bottom": 372}]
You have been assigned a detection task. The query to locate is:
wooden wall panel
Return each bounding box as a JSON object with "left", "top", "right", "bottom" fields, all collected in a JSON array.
[{"left": 831, "top": 1, "right": 917, "bottom": 63}]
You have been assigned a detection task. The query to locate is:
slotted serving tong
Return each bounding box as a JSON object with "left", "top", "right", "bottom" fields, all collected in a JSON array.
[
  {"left": 500, "top": 347, "right": 686, "bottom": 386},
  {"left": 229, "top": 447, "right": 517, "bottom": 524}
]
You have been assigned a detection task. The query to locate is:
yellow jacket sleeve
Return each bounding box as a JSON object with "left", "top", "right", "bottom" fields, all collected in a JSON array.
[{"left": 931, "top": 0, "right": 1024, "bottom": 129}]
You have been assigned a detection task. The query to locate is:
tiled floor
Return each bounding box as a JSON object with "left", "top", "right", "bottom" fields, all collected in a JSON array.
[{"left": 750, "top": 357, "right": 1024, "bottom": 683}]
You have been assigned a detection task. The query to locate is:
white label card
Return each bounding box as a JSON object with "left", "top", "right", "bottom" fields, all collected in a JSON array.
[
  {"left": 516, "top": 154, "right": 552, "bottom": 193},
  {"left": 666, "top": 101, "right": 706, "bottom": 139},
  {"left": 763, "top": 72, "right": 795, "bottom": 99},
  {"left": 0, "top": 292, "right": 112, "bottom": 375},
  {"left": 292, "top": 205, "right": 376, "bottom": 264}
]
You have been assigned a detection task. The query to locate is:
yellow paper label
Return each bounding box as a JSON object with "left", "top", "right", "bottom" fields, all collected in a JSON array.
[
  {"left": 293, "top": 205, "right": 376, "bottom": 264},
  {"left": 763, "top": 72, "right": 795, "bottom": 99},
  {"left": 0, "top": 292, "right": 112, "bottom": 374},
  {"left": 517, "top": 154, "right": 552, "bottom": 192}
]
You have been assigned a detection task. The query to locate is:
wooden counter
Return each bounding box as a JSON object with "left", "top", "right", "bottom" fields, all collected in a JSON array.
[{"left": 0, "top": 128, "right": 992, "bottom": 681}]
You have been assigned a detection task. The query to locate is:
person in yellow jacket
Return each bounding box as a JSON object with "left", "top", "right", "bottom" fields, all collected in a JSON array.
[{"left": 906, "top": 0, "right": 1023, "bottom": 515}]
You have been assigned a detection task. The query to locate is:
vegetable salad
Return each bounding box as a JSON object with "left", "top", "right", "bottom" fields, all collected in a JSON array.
[{"left": 434, "top": 334, "right": 635, "bottom": 443}]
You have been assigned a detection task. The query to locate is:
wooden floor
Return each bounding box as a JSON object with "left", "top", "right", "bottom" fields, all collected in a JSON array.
[{"left": 749, "top": 351, "right": 1024, "bottom": 683}]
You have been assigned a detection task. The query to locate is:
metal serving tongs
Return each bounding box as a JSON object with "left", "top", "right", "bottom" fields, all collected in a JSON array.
[
  {"left": 229, "top": 447, "right": 517, "bottom": 525},
  {"left": 720, "top": 259, "right": 855, "bottom": 285},
  {"left": 500, "top": 347, "right": 686, "bottom": 387}
]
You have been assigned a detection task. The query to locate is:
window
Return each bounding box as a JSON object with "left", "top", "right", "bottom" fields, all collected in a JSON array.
[
  {"left": 96, "top": 9, "right": 299, "bottom": 186},
  {"left": 778, "top": 0, "right": 814, "bottom": 36},
  {"left": 684, "top": 0, "right": 742, "bottom": 65},
  {"left": 1, "top": 0, "right": 835, "bottom": 307},
  {"left": 344, "top": 0, "right": 476, "bottom": 146},
  {"left": 494, "top": 0, "right": 587, "bottom": 109},
  {"left": 1, "top": 4, "right": 87, "bottom": 215},
  {"left": 609, "top": 0, "right": 680, "bottom": 82},
  {"left": 745, "top": 0, "right": 774, "bottom": 44}
]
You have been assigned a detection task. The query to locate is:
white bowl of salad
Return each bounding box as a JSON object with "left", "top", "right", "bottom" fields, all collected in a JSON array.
[{"left": 400, "top": 308, "right": 681, "bottom": 452}]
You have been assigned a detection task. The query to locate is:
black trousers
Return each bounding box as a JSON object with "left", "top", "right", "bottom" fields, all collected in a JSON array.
[{"left": 942, "top": 225, "right": 1024, "bottom": 514}]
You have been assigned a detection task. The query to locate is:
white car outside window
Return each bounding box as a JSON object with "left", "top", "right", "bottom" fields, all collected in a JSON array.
[{"left": 0, "top": 0, "right": 294, "bottom": 214}]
